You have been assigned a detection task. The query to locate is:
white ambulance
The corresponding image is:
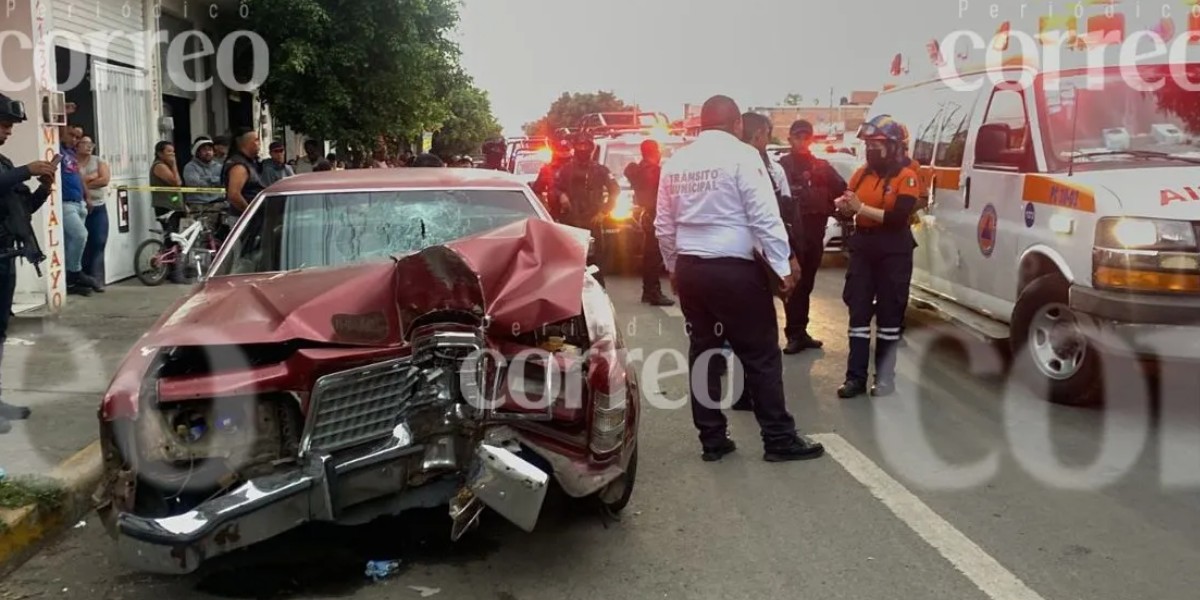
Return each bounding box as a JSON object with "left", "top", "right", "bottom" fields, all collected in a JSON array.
[{"left": 866, "top": 60, "right": 1200, "bottom": 406}]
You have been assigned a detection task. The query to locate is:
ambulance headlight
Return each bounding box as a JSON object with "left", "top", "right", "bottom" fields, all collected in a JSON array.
[
  {"left": 1095, "top": 217, "right": 1196, "bottom": 250},
  {"left": 1093, "top": 217, "right": 1200, "bottom": 294}
]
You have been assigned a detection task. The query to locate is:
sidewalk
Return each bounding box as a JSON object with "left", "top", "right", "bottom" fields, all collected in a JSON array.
[{"left": 0, "top": 281, "right": 190, "bottom": 479}]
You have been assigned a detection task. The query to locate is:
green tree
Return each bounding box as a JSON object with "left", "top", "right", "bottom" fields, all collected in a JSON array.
[
  {"left": 783, "top": 93, "right": 804, "bottom": 106},
  {"left": 220, "top": 0, "right": 470, "bottom": 153},
  {"left": 523, "top": 91, "right": 634, "bottom": 136},
  {"left": 431, "top": 73, "right": 502, "bottom": 157}
]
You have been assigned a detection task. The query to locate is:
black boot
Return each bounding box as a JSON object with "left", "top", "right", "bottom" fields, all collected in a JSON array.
[
  {"left": 78, "top": 272, "right": 104, "bottom": 293},
  {"left": 0, "top": 400, "right": 31, "bottom": 420},
  {"left": 837, "top": 379, "right": 868, "bottom": 399},
  {"left": 66, "top": 271, "right": 93, "bottom": 296},
  {"left": 784, "top": 335, "right": 824, "bottom": 354},
  {"left": 642, "top": 293, "right": 676, "bottom": 307},
  {"left": 701, "top": 438, "right": 737, "bottom": 462}
]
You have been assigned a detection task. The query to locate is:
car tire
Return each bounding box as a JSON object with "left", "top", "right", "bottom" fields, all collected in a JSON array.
[
  {"left": 594, "top": 446, "right": 637, "bottom": 514},
  {"left": 1009, "top": 273, "right": 1103, "bottom": 407},
  {"left": 134, "top": 239, "right": 168, "bottom": 287}
]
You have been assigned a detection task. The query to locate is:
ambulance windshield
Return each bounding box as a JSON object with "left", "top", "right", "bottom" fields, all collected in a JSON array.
[{"left": 1040, "top": 65, "right": 1200, "bottom": 169}]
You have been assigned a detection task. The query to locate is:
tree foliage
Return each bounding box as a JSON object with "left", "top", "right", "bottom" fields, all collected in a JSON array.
[
  {"left": 221, "top": 0, "right": 498, "bottom": 155},
  {"left": 523, "top": 91, "right": 633, "bottom": 136},
  {"left": 431, "top": 72, "right": 503, "bottom": 157},
  {"left": 783, "top": 93, "right": 804, "bottom": 106}
]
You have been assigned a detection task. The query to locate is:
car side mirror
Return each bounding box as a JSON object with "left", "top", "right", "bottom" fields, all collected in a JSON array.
[{"left": 975, "top": 123, "right": 1011, "bottom": 165}]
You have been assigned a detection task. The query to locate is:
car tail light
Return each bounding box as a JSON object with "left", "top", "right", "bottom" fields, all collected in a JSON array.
[{"left": 587, "top": 345, "right": 627, "bottom": 457}]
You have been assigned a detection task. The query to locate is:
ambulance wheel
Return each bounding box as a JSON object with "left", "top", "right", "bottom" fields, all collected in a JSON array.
[
  {"left": 595, "top": 447, "right": 637, "bottom": 514},
  {"left": 1010, "top": 273, "right": 1102, "bottom": 407}
]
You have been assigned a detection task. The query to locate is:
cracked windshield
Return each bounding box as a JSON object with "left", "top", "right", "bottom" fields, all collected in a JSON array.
[{"left": 2, "top": 1, "right": 1200, "bottom": 599}]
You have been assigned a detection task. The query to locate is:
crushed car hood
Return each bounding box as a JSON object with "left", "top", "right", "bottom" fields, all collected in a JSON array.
[{"left": 140, "top": 217, "right": 590, "bottom": 348}]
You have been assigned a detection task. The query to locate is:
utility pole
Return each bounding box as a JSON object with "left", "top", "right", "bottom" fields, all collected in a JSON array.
[{"left": 829, "top": 87, "right": 834, "bottom": 134}]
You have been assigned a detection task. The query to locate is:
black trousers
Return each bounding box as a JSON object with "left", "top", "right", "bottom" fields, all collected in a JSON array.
[
  {"left": 842, "top": 229, "right": 914, "bottom": 384},
  {"left": 784, "top": 215, "right": 827, "bottom": 341},
  {"left": 0, "top": 256, "right": 14, "bottom": 342},
  {"left": 641, "top": 215, "right": 664, "bottom": 298},
  {"left": 676, "top": 255, "right": 798, "bottom": 448}
]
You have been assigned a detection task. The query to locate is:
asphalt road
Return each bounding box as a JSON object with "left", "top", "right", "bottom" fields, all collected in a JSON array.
[{"left": 3, "top": 266, "right": 1199, "bottom": 600}]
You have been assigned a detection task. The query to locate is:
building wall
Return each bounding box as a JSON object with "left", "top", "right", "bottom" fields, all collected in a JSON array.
[{"left": 3, "top": 0, "right": 69, "bottom": 312}]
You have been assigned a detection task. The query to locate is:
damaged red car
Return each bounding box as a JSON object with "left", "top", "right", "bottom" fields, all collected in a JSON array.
[{"left": 93, "top": 169, "right": 641, "bottom": 574}]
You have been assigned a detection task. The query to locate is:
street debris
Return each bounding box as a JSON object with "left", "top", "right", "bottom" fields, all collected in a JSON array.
[
  {"left": 73, "top": 520, "right": 87, "bottom": 529},
  {"left": 365, "top": 560, "right": 402, "bottom": 582},
  {"left": 408, "top": 586, "right": 441, "bottom": 597}
]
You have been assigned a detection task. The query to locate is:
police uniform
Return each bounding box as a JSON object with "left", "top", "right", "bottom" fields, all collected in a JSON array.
[
  {"left": 553, "top": 151, "right": 618, "bottom": 284},
  {"left": 841, "top": 161, "right": 919, "bottom": 396},
  {"left": 624, "top": 158, "right": 673, "bottom": 304},
  {"left": 778, "top": 145, "right": 847, "bottom": 349},
  {"left": 655, "top": 124, "right": 822, "bottom": 462},
  {"left": 0, "top": 96, "right": 45, "bottom": 429}
]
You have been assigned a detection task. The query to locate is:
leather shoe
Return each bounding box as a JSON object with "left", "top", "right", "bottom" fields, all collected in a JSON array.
[
  {"left": 701, "top": 438, "right": 737, "bottom": 462},
  {"left": 0, "top": 401, "right": 31, "bottom": 420},
  {"left": 763, "top": 436, "right": 825, "bottom": 462},
  {"left": 67, "top": 284, "right": 92, "bottom": 297},
  {"left": 837, "top": 379, "right": 868, "bottom": 399},
  {"left": 871, "top": 380, "right": 896, "bottom": 397},
  {"left": 78, "top": 272, "right": 104, "bottom": 293}
]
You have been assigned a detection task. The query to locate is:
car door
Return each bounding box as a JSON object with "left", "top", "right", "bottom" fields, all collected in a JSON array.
[
  {"left": 922, "top": 82, "right": 979, "bottom": 299},
  {"left": 908, "top": 94, "right": 946, "bottom": 291},
  {"left": 951, "top": 81, "right": 1036, "bottom": 318}
]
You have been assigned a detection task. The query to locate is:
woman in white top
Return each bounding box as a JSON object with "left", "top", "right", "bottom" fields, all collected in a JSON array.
[{"left": 77, "top": 136, "right": 111, "bottom": 290}]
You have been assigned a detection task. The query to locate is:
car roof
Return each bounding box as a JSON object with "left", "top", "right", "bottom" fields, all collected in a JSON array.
[{"left": 264, "top": 168, "right": 531, "bottom": 194}]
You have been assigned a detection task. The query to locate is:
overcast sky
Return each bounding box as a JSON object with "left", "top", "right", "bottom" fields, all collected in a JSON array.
[{"left": 454, "top": 0, "right": 978, "bottom": 135}]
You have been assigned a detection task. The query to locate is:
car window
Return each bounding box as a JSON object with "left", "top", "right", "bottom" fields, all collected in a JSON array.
[{"left": 215, "top": 189, "right": 540, "bottom": 275}]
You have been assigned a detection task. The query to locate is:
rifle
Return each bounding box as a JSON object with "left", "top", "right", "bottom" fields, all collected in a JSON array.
[{"left": 0, "top": 188, "right": 46, "bottom": 277}]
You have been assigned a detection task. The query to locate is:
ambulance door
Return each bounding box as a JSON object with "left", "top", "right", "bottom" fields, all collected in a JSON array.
[
  {"left": 908, "top": 98, "right": 945, "bottom": 291},
  {"left": 923, "top": 83, "right": 978, "bottom": 299},
  {"left": 952, "top": 82, "right": 1034, "bottom": 318}
]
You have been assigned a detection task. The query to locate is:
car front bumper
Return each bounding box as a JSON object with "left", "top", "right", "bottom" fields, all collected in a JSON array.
[
  {"left": 115, "top": 433, "right": 550, "bottom": 575},
  {"left": 1069, "top": 285, "right": 1200, "bottom": 361}
]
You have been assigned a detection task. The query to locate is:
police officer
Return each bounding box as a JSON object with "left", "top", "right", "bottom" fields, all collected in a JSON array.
[
  {"left": 554, "top": 134, "right": 619, "bottom": 286},
  {"left": 835, "top": 115, "right": 920, "bottom": 398},
  {"left": 531, "top": 138, "right": 572, "bottom": 215},
  {"left": 481, "top": 138, "right": 506, "bottom": 171},
  {"left": 0, "top": 94, "right": 55, "bottom": 433},
  {"left": 624, "top": 139, "right": 675, "bottom": 307},
  {"left": 777, "top": 120, "right": 847, "bottom": 354},
  {"left": 656, "top": 95, "right": 823, "bottom": 463}
]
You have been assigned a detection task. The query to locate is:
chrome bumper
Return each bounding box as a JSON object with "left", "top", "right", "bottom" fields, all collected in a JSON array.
[{"left": 116, "top": 432, "right": 550, "bottom": 575}]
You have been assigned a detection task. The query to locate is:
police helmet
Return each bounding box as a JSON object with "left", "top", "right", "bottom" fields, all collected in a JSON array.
[{"left": 0, "top": 94, "right": 27, "bottom": 124}]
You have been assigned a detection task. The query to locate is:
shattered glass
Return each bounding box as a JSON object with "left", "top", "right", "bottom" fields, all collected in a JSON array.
[{"left": 222, "top": 190, "right": 539, "bottom": 274}]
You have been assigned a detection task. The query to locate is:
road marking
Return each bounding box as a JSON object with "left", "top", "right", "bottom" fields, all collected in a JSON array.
[
  {"left": 659, "top": 305, "right": 683, "bottom": 318},
  {"left": 813, "top": 433, "right": 1047, "bottom": 600}
]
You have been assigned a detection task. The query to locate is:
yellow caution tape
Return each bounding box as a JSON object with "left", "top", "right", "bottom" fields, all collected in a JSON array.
[{"left": 116, "top": 185, "right": 227, "bottom": 193}]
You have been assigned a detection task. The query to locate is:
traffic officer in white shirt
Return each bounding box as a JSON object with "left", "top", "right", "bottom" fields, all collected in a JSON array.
[{"left": 655, "top": 95, "right": 825, "bottom": 463}]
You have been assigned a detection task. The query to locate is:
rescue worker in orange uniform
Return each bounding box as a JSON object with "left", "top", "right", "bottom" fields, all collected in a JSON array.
[{"left": 836, "top": 115, "right": 920, "bottom": 398}]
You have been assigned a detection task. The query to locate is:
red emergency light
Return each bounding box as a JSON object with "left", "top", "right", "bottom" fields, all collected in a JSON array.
[
  {"left": 1085, "top": 13, "right": 1125, "bottom": 45},
  {"left": 993, "top": 21, "right": 1011, "bottom": 51}
]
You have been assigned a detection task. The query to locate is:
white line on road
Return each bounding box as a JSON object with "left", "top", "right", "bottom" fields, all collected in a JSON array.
[
  {"left": 659, "top": 305, "right": 683, "bottom": 318},
  {"left": 813, "top": 433, "right": 1047, "bottom": 600}
]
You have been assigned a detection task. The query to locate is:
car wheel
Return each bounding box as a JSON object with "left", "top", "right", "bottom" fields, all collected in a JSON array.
[
  {"left": 134, "top": 239, "right": 168, "bottom": 287},
  {"left": 595, "top": 447, "right": 637, "bottom": 514},
  {"left": 1009, "top": 273, "right": 1102, "bottom": 407}
]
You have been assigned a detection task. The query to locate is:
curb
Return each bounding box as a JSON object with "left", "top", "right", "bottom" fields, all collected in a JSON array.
[{"left": 0, "top": 439, "right": 102, "bottom": 579}]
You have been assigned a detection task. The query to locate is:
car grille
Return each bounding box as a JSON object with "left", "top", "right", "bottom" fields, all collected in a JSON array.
[{"left": 302, "top": 358, "right": 421, "bottom": 454}]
